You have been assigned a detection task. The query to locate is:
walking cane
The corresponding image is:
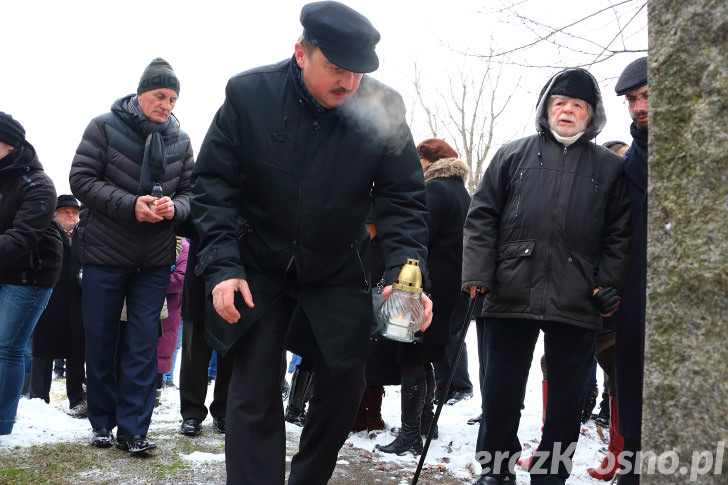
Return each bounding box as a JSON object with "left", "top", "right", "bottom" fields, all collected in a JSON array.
[{"left": 411, "top": 291, "right": 484, "bottom": 485}]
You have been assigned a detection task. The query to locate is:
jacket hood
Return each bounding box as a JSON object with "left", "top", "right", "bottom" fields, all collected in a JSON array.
[
  {"left": 424, "top": 157, "right": 470, "bottom": 186},
  {"left": 0, "top": 141, "right": 42, "bottom": 174},
  {"left": 534, "top": 68, "right": 607, "bottom": 142}
]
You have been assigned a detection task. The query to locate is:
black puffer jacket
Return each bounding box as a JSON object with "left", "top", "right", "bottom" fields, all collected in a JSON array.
[
  {"left": 0, "top": 143, "right": 62, "bottom": 287},
  {"left": 70, "top": 95, "right": 194, "bottom": 268},
  {"left": 462, "top": 69, "right": 632, "bottom": 330}
]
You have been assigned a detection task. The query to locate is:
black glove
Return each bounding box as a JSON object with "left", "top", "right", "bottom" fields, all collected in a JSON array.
[{"left": 591, "top": 286, "right": 620, "bottom": 315}]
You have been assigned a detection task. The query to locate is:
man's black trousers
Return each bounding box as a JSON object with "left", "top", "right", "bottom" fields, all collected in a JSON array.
[
  {"left": 476, "top": 317, "right": 597, "bottom": 482},
  {"left": 179, "top": 317, "right": 232, "bottom": 422},
  {"left": 225, "top": 296, "right": 366, "bottom": 485}
]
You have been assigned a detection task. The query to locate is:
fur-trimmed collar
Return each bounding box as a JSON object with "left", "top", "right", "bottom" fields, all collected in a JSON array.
[{"left": 424, "top": 157, "right": 470, "bottom": 185}]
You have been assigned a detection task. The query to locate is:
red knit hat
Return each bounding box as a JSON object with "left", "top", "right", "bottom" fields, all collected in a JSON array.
[{"left": 416, "top": 138, "right": 458, "bottom": 163}]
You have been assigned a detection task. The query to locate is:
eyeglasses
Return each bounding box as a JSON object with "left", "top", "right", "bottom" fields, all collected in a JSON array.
[{"left": 624, "top": 93, "right": 648, "bottom": 106}]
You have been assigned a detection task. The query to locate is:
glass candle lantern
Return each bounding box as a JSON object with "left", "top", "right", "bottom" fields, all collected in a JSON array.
[{"left": 377, "top": 259, "right": 426, "bottom": 343}]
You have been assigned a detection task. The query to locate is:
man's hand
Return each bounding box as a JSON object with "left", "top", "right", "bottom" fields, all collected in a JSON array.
[
  {"left": 135, "top": 195, "right": 163, "bottom": 223},
  {"left": 212, "top": 278, "right": 254, "bottom": 324},
  {"left": 381, "top": 285, "right": 434, "bottom": 332},
  {"left": 153, "top": 196, "right": 175, "bottom": 220},
  {"left": 592, "top": 286, "right": 621, "bottom": 317},
  {"left": 468, "top": 286, "right": 488, "bottom": 299}
]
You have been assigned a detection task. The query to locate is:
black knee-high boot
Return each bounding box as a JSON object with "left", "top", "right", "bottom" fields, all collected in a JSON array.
[
  {"left": 421, "top": 364, "right": 438, "bottom": 439},
  {"left": 376, "top": 377, "right": 425, "bottom": 456},
  {"left": 285, "top": 366, "right": 314, "bottom": 427}
]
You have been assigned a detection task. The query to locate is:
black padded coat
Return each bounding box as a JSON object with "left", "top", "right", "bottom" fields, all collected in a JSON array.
[
  {"left": 69, "top": 95, "right": 194, "bottom": 268},
  {"left": 462, "top": 69, "right": 632, "bottom": 331}
]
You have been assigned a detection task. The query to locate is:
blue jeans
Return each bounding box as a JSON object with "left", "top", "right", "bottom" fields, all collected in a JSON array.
[
  {"left": 0, "top": 284, "right": 53, "bottom": 435},
  {"left": 208, "top": 350, "right": 217, "bottom": 379},
  {"left": 163, "top": 320, "right": 183, "bottom": 382}
]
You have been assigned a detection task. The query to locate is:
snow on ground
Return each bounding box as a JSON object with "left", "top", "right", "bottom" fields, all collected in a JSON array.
[{"left": 1, "top": 326, "right": 610, "bottom": 484}]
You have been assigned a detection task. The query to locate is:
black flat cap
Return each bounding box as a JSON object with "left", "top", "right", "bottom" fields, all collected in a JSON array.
[
  {"left": 301, "top": 1, "right": 380, "bottom": 73},
  {"left": 615, "top": 56, "right": 647, "bottom": 95},
  {"left": 56, "top": 194, "right": 80, "bottom": 209}
]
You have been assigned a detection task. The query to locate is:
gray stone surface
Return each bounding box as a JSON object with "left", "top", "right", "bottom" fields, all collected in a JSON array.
[{"left": 644, "top": 1, "right": 728, "bottom": 483}]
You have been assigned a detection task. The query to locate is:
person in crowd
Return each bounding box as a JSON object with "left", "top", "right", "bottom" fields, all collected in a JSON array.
[
  {"left": 376, "top": 138, "right": 470, "bottom": 456},
  {"left": 434, "top": 294, "right": 474, "bottom": 405},
  {"left": 162, "top": 320, "right": 183, "bottom": 387},
  {"left": 53, "top": 359, "right": 66, "bottom": 380},
  {"left": 603, "top": 140, "right": 629, "bottom": 157},
  {"left": 0, "top": 112, "right": 62, "bottom": 435},
  {"left": 284, "top": 353, "right": 314, "bottom": 427},
  {"left": 189, "top": 2, "right": 432, "bottom": 482},
  {"left": 155, "top": 237, "right": 188, "bottom": 407},
  {"left": 29, "top": 195, "right": 86, "bottom": 417},
  {"left": 178, "top": 231, "right": 232, "bottom": 437},
  {"left": 462, "top": 67, "right": 632, "bottom": 485},
  {"left": 608, "top": 56, "right": 649, "bottom": 485},
  {"left": 350, "top": 215, "right": 400, "bottom": 437},
  {"left": 69, "top": 57, "right": 193, "bottom": 454}
]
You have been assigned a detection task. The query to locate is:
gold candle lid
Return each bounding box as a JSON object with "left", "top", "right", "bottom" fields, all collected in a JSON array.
[{"left": 392, "top": 258, "right": 423, "bottom": 293}]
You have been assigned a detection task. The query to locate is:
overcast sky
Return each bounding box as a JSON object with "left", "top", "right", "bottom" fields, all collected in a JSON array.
[{"left": 2, "top": 0, "right": 647, "bottom": 195}]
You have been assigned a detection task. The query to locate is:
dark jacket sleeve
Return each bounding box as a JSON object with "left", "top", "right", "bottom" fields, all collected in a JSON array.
[
  {"left": 0, "top": 173, "right": 58, "bottom": 269},
  {"left": 370, "top": 94, "right": 429, "bottom": 285},
  {"left": 171, "top": 146, "right": 194, "bottom": 224},
  {"left": 190, "top": 81, "right": 248, "bottom": 294},
  {"left": 461, "top": 148, "right": 508, "bottom": 291},
  {"left": 595, "top": 171, "right": 632, "bottom": 292},
  {"left": 69, "top": 117, "right": 138, "bottom": 221}
]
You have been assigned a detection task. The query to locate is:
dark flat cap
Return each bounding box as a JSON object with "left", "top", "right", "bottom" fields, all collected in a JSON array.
[
  {"left": 0, "top": 111, "right": 26, "bottom": 149},
  {"left": 615, "top": 56, "right": 647, "bottom": 95},
  {"left": 56, "top": 194, "right": 80, "bottom": 209},
  {"left": 301, "top": 1, "right": 380, "bottom": 73}
]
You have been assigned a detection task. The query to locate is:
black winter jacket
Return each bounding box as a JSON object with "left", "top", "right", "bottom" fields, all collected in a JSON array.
[
  {"left": 32, "top": 224, "right": 84, "bottom": 359},
  {"left": 0, "top": 143, "right": 62, "bottom": 287},
  {"left": 462, "top": 70, "right": 632, "bottom": 330},
  {"left": 421, "top": 158, "right": 471, "bottom": 349},
  {"left": 69, "top": 95, "right": 194, "bottom": 268},
  {"left": 191, "top": 57, "right": 428, "bottom": 365}
]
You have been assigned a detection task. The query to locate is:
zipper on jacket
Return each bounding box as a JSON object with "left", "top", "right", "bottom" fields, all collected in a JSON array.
[
  {"left": 540, "top": 146, "right": 568, "bottom": 319},
  {"left": 513, "top": 171, "right": 523, "bottom": 224},
  {"left": 351, "top": 242, "right": 369, "bottom": 290}
]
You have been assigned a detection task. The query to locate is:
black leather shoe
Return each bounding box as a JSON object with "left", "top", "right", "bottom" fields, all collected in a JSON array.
[
  {"left": 90, "top": 427, "right": 114, "bottom": 448},
  {"left": 467, "top": 413, "right": 482, "bottom": 425},
  {"left": 213, "top": 416, "right": 226, "bottom": 434},
  {"left": 116, "top": 434, "right": 156, "bottom": 455},
  {"left": 180, "top": 418, "right": 202, "bottom": 436}
]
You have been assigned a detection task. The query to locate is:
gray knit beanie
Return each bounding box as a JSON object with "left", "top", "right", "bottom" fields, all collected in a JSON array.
[{"left": 137, "top": 58, "right": 180, "bottom": 95}]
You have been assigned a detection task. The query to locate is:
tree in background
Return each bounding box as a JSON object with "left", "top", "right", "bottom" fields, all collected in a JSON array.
[
  {"left": 407, "top": 1, "right": 648, "bottom": 192},
  {"left": 474, "top": 0, "right": 647, "bottom": 69},
  {"left": 411, "top": 51, "right": 518, "bottom": 194}
]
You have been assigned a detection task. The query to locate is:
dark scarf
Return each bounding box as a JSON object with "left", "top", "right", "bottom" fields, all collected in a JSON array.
[
  {"left": 630, "top": 122, "right": 647, "bottom": 161},
  {"left": 291, "top": 57, "right": 331, "bottom": 115},
  {"left": 124, "top": 97, "right": 173, "bottom": 195},
  {"left": 630, "top": 122, "right": 648, "bottom": 184}
]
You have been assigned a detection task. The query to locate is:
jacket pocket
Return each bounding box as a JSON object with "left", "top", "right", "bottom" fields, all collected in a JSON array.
[
  {"left": 552, "top": 249, "right": 596, "bottom": 315},
  {"left": 492, "top": 239, "right": 535, "bottom": 305}
]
